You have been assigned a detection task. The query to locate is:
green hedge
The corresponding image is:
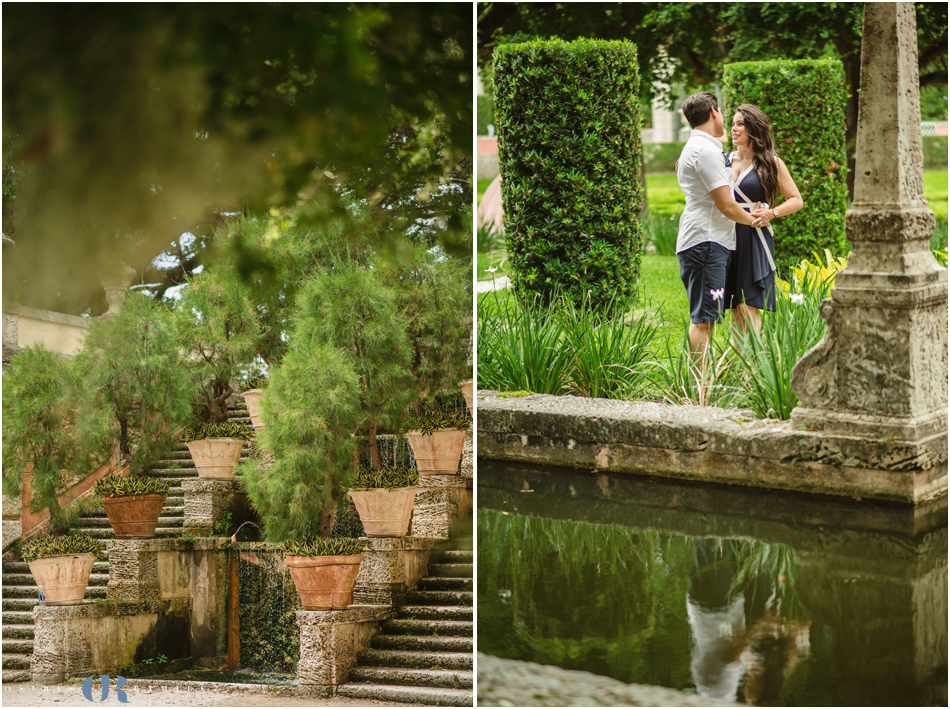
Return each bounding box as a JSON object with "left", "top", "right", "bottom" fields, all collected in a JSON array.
[
  {"left": 477, "top": 94, "right": 495, "bottom": 136},
  {"left": 723, "top": 59, "right": 849, "bottom": 275},
  {"left": 494, "top": 38, "right": 642, "bottom": 308},
  {"left": 923, "top": 136, "right": 948, "bottom": 169}
]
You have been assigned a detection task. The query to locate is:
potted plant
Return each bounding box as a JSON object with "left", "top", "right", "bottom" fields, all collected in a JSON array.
[
  {"left": 76, "top": 292, "right": 197, "bottom": 477},
  {"left": 93, "top": 474, "right": 170, "bottom": 539},
  {"left": 406, "top": 410, "right": 470, "bottom": 476},
  {"left": 347, "top": 466, "right": 420, "bottom": 538},
  {"left": 181, "top": 422, "right": 254, "bottom": 481},
  {"left": 2, "top": 345, "right": 112, "bottom": 536},
  {"left": 21, "top": 533, "right": 104, "bottom": 605},
  {"left": 238, "top": 336, "right": 366, "bottom": 609},
  {"left": 239, "top": 377, "right": 268, "bottom": 432},
  {"left": 281, "top": 537, "right": 365, "bottom": 610}
]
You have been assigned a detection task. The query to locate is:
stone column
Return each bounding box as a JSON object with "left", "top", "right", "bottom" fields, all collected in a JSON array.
[
  {"left": 180, "top": 479, "right": 250, "bottom": 536},
  {"left": 296, "top": 606, "right": 394, "bottom": 697},
  {"left": 791, "top": 5, "right": 948, "bottom": 460},
  {"left": 411, "top": 429, "right": 473, "bottom": 539},
  {"left": 353, "top": 537, "right": 438, "bottom": 606}
]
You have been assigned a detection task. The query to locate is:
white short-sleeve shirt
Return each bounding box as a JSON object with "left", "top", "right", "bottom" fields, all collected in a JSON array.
[{"left": 675, "top": 129, "right": 735, "bottom": 253}]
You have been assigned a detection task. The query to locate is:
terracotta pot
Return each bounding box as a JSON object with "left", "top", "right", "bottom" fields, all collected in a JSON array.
[
  {"left": 102, "top": 493, "right": 167, "bottom": 539},
  {"left": 240, "top": 389, "right": 265, "bottom": 432},
  {"left": 407, "top": 428, "right": 466, "bottom": 476},
  {"left": 348, "top": 487, "right": 417, "bottom": 538},
  {"left": 28, "top": 553, "right": 96, "bottom": 606},
  {"left": 185, "top": 437, "right": 244, "bottom": 480},
  {"left": 285, "top": 554, "right": 364, "bottom": 610},
  {"left": 459, "top": 379, "right": 474, "bottom": 414}
]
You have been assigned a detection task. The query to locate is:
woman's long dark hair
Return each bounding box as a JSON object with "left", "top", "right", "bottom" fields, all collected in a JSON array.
[{"left": 737, "top": 104, "right": 779, "bottom": 206}]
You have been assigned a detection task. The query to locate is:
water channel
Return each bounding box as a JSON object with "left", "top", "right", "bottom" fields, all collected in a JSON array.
[{"left": 477, "top": 459, "right": 948, "bottom": 706}]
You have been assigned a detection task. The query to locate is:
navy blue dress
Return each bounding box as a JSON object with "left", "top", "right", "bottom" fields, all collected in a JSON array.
[{"left": 725, "top": 161, "right": 776, "bottom": 311}]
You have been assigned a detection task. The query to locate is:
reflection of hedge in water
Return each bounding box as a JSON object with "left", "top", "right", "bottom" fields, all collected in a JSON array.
[
  {"left": 237, "top": 548, "right": 301, "bottom": 672},
  {"left": 477, "top": 510, "right": 696, "bottom": 687}
]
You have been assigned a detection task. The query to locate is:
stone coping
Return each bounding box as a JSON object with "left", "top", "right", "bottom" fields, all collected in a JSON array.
[
  {"left": 34, "top": 597, "right": 190, "bottom": 620},
  {"left": 107, "top": 537, "right": 231, "bottom": 552},
  {"left": 229, "top": 537, "right": 441, "bottom": 552},
  {"left": 3, "top": 303, "right": 92, "bottom": 329},
  {"left": 477, "top": 653, "right": 740, "bottom": 707},
  {"left": 477, "top": 390, "right": 947, "bottom": 503},
  {"left": 296, "top": 605, "right": 394, "bottom": 626}
]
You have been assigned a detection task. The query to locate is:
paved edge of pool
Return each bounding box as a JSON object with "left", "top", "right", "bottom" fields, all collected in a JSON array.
[
  {"left": 476, "top": 653, "right": 741, "bottom": 707},
  {"left": 475, "top": 391, "right": 948, "bottom": 503}
]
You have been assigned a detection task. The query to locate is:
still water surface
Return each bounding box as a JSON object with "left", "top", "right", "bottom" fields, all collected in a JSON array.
[{"left": 478, "top": 460, "right": 947, "bottom": 706}]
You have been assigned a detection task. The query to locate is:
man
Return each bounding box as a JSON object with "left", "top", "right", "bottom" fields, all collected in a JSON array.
[{"left": 676, "top": 91, "right": 766, "bottom": 358}]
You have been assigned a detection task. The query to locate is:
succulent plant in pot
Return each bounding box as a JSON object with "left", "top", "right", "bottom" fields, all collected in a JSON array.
[
  {"left": 347, "top": 466, "right": 420, "bottom": 538},
  {"left": 93, "top": 474, "right": 170, "bottom": 539},
  {"left": 280, "top": 538, "right": 366, "bottom": 610},
  {"left": 21, "top": 533, "right": 104, "bottom": 605},
  {"left": 3, "top": 344, "right": 112, "bottom": 536},
  {"left": 181, "top": 422, "right": 254, "bottom": 481},
  {"left": 406, "top": 410, "right": 471, "bottom": 476}
]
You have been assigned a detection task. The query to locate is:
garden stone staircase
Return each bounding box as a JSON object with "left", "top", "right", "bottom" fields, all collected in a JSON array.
[
  {"left": 338, "top": 515, "right": 474, "bottom": 706},
  {"left": 0, "top": 401, "right": 252, "bottom": 683}
]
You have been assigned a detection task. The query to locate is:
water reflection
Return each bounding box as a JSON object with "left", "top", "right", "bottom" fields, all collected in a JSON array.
[{"left": 477, "top": 461, "right": 947, "bottom": 706}]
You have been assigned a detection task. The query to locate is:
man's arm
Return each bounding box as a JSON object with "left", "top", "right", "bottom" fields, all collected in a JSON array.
[{"left": 710, "top": 185, "right": 756, "bottom": 226}]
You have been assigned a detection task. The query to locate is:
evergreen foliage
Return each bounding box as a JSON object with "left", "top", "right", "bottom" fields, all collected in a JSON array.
[
  {"left": 94, "top": 474, "right": 169, "bottom": 498},
  {"left": 378, "top": 241, "right": 472, "bottom": 415},
  {"left": 292, "top": 263, "right": 414, "bottom": 470},
  {"left": 493, "top": 38, "right": 643, "bottom": 308},
  {"left": 175, "top": 270, "right": 260, "bottom": 423},
  {"left": 77, "top": 293, "right": 195, "bottom": 476},
  {"left": 239, "top": 344, "right": 362, "bottom": 541},
  {"left": 2, "top": 345, "right": 111, "bottom": 533},
  {"left": 723, "top": 59, "right": 849, "bottom": 274},
  {"left": 21, "top": 533, "right": 105, "bottom": 563}
]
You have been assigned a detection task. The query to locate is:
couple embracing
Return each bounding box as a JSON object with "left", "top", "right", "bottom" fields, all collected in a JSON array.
[{"left": 675, "top": 91, "right": 803, "bottom": 358}]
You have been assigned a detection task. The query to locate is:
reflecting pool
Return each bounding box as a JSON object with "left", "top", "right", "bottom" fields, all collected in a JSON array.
[{"left": 477, "top": 460, "right": 947, "bottom": 706}]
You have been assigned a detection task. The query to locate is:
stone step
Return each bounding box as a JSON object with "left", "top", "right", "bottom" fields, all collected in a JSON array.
[
  {"left": 357, "top": 649, "right": 472, "bottom": 671},
  {"left": 2, "top": 668, "right": 31, "bottom": 683},
  {"left": 398, "top": 605, "right": 472, "bottom": 622},
  {"left": 382, "top": 619, "right": 472, "bottom": 637},
  {"left": 2, "top": 598, "right": 41, "bottom": 612},
  {"left": 372, "top": 635, "right": 472, "bottom": 653},
  {"left": 3, "top": 560, "right": 110, "bottom": 575},
  {"left": 2, "top": 654, "right": 31, "bottom": 671},
  {"left": 433, "top": 550, "right": 473, "bottom": 565},
  {"left": 2, "top": 637, "right": 33, "bottom": 654},
  {"left": 2, "top": 624, "right": 35, "bottom": 640},
  {"left": 427, "top": 563, "right": 473, "bottom": 578},
  {"left": 337, "top": 682, "right": 473, "bottom": 706},
  {"left": 1, "top": 611, "right": 34, "bottom": 625},
  {"left": 347, "top": 667, "right": 473, "bottom": 690},
  {"left": 148, "top": 469, "right": 200, "bottom": 478},
  {"left": 418, "top": 577, "right": 473, "bottom": 592},
  {"left": 407, "top": 589, "right": 473, "bottom": 606},
  {"left": 4, "top": 584, "right": 108, "bottom": 600}
]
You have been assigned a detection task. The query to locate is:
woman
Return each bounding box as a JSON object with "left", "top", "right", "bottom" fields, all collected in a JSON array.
[{"left": 725, "top": 104, "right": 803, "bottom": 334}]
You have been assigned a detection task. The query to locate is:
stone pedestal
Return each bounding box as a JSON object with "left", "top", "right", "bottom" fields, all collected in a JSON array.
[
  {"left": 181, "top": 479, "right": 251, "bottom": 536},
  {"left": 412, "top": 430, "right": 473, "bottom": 538},
  {"left": 353, "top": 537, "right": 439, "bottom": 606},
  {"left": 791, "top": 1, "right": 948, "bottom": 490},
  {"left": 296, "top": 606, "right": 394, "bottom": 697},
  {"left": 31, "top": 599, "right": 191, "bottom": 684}
]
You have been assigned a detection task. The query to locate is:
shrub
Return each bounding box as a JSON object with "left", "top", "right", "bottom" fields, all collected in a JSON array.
[
  {"left": 21, "top": 533, "right": 104, "bottom": 563},
  {"left": 407, "top": 410, "right": 471, "bottom": 435},
  {"left": 642, "top": 211, "right": 679, "bottom": 256},
  {"left": 494, "top": 38, "right": 643, "bottom": 309},
  {"left": 280, "top": 538, "right": 364, "bottom": 557},
  {"left": 723, "top": 59, "right": 849, "bottom": 275},
  {"left": 94, "top": 474, "right": 169, "bottom": 498},
  {"left": 353, "top": 466, "right": 419, "bottom": 489}
]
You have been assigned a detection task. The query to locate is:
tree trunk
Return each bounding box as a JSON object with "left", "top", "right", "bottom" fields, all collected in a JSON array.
[{"left": 368, "top": 420, "right": 381, "bottom": 470}]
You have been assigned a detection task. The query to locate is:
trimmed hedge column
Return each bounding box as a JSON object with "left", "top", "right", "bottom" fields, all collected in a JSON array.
[
  {"left": 494, "top": 38, "right": 642, "bottom": 308},
  {"left": 723, "top": 59, "right": 849, "bottom": 274}
]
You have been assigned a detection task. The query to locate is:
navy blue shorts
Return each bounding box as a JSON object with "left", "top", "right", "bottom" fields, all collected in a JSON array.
[{"left": 678, "top": 242, "right": 732, "bottom": 324}]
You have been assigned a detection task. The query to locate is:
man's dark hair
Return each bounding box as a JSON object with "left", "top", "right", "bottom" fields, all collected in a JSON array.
[{"left": 681, "top": 92, "right": 719, "bottom": 128}]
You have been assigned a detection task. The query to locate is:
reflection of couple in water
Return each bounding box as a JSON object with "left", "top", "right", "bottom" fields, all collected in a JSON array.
[{"left": 687, "top": 538, "right": 811, "bottom": 705}]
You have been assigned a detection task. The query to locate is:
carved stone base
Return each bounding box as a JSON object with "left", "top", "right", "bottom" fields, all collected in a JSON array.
[{"left": 296, "top": 606, "right": 393, "bottom": 696}]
